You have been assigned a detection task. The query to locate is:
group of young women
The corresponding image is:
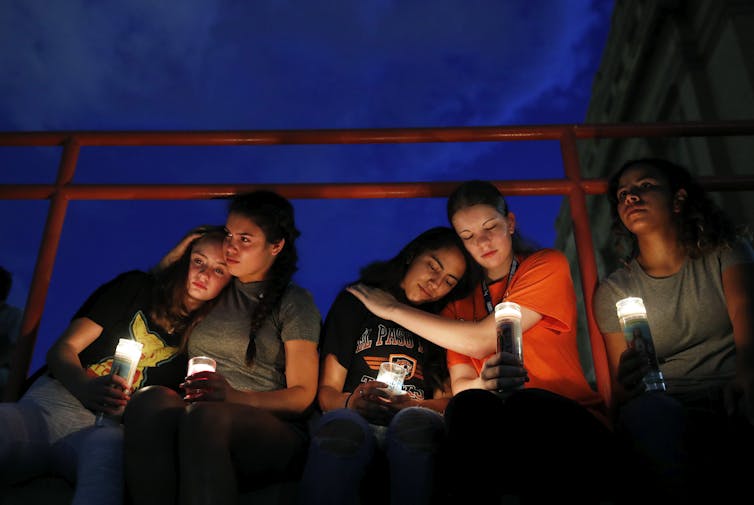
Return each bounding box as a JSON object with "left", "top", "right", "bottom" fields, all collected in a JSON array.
[{"left": 0, "top": 157, "right": 751, "bottom": 505}]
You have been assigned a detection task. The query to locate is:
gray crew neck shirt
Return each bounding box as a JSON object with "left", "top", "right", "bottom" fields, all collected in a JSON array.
[
  {"left": 594, "top": 239, "right": 754, "bottom": 397},
  {"left": 189, "top": 278, "right": 321, "bottom": 392}
]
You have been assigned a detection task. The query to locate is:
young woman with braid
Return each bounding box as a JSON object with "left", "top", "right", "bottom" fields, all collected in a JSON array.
[{"left": 124, "top": 191, "right": 321, "bottom": 505}]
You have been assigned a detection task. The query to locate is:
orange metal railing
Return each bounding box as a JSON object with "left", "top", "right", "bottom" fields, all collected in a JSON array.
[{"left": 2, "top": 120, "right": 754, "bottom": 407}]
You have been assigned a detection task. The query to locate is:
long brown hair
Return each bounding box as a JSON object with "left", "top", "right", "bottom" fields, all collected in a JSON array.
[
  {"left": 357, "top": 226, "right": 476, "bottom": 394},
  {"left": 150, "top": 226, "right": 228, "bottom": 352}
]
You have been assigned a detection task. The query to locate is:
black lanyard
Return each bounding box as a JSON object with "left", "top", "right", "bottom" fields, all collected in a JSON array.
[{"left": 481, "top": 257, "right": 519, "bottom": 315}]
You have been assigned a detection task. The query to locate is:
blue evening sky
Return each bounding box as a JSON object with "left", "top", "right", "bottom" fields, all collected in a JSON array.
[{"left": 0, "top": 0, "right": 614, "bottom": 372}]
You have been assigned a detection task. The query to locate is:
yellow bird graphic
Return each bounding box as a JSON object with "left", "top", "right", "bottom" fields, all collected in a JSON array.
[{"left": 87, "top": 311, "right": 179, "bottom": 390}]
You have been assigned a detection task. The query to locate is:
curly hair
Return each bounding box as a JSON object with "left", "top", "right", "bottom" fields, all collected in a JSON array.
[
  {"left": 447, "top": 180, "right": 539, "bottom": 256},
  {"left": 228, "top": 190, "right": 300, "bottom": 365},
  {"left": 607, "top": 158, "right": 748, "bottom": 261},
  {"left": 357, "top": 226, "right": 476, "bottom": 395},
  {"left": 151, "top": 226, "right": 228, "bottom": 352}
]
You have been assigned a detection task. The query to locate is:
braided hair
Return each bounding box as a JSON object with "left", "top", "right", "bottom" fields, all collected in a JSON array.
[{"left": 228, "top": 191, "right": 300, "bottom": 365}]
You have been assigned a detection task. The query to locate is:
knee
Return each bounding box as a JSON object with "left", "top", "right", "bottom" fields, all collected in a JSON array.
[
  {"left": 125, "top": 385, "right": 182, "bottom": 423},
  {"left": 311, "top": 409, "right": 372, "bottom": 457},
  {"left": 81, "top": 425, "right": 124, "bottom": 450},
  {"left": 388, "top": 407, "right": 444, "bottom": 452},
  {"left": 619, "top": 392, "right": 684, "bottom": 435},
  {"left": 0, "top": 403, "right": 45, "bottom": 460},
  {"left": 445, "top": 389, "right": 500, "bottom": 428},
  {"left": 179, "top": 401, "right": 234, "bottom": 449},
  {"left": 182, "top": 401, "right": 226, "bottom": 429},
  {"left": 76, "top": 426, "right": 124, "bottom": 467}
]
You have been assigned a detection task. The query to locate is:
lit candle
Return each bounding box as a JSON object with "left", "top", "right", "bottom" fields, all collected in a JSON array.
[
  {"left": 187, "top": 356, "right": 217, "bottom": 376},
  {"left": 376, "top": 362, "right": 407, "bottom": 396},
  {"left": 615, "top": 297, "right": 666, "bottom": 392}
]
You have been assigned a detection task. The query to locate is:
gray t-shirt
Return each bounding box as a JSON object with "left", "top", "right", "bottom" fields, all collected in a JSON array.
[
  {"left": 594, "top": 239, "right": 754, "bottom": 397},
  {"left": 189, "top": 279, "right": 321, "bottom": 392}
]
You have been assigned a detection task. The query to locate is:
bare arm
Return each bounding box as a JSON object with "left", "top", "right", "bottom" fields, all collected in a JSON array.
[
  {"left": 722, "top": 262, "right": 754, "bottom": 421},
  {"left": 409, "top": 381, "right": 451, "bottom": 413},
  {"left": 317, "top": 353, "right": 352, "bottom": 412},
  {"left": 724, "top": 262, "right": 754, "bottom": 353},
  {"left": 318, "top": 352, "right": 448, "bottom": 419},
  {"left": 317, "top": 353, "right": 394, "bottom": 424},
  {"left": 449, "top": 351, "right": 527, "bottom": 395},
  {"left": 47, "top": 318, "right": 130, "bottom": 414},
  {"left": 184, "top": 339, "right": 319, "bottom": 418},
  {"left": 603, "top": 330, "right": 648, "bottom": 412},
  {"left": 346, "top": 284, "right": 542, "bottom": 359},
  {"left": 449, "top": 362, "right": 485, "bottom": 394},
  {"left": 236, "top": 339, "right": 320, "bottom": 417}
]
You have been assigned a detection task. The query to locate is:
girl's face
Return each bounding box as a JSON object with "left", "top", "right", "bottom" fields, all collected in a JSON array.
[
  {"left": 223, "top": 212, "right": 284, "bottom": 283},
  {"left": 615, "top": 165, "right": 679, "bottom": 236},
  {"left": 451, "top": 203, "right": 515, "bottom": 280},
  {"left": 400, "top": 245, "right": 466, "bottom": 305},
  {"left": 185, "top": 238, "right": 231, "bottom": 310}
]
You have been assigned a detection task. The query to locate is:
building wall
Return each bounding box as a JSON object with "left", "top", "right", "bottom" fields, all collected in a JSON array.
[{"left": 555, "top": 0, "right": 754, "bottom": 385}]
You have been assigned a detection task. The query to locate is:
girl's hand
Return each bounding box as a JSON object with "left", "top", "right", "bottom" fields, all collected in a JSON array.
[
  {"left": 76, "top": 374, "right": 130, "bottom": 415},
  {"left": 181, "top": 371, "right": 232, "bottom": 402},
  {"left": 346, "top": 284, "right": 399, "bottom": 320},
  {"left": 616, "top": 347, "right": 649, "bottom": 398},
  {"left": 385, "top": 390, "right": 419, "bottom": 412},
  {"left": 480, "top": 351, "right": 528, "bottom": 392},
  {"left": 347, "top": 381, "right": 393, "bottom": 425},
  {"left": 723, "top": 371, "right": 754, "bottom": 426},
  {"left": 156, "top": 225, "right": 218, "bottom": 271}
]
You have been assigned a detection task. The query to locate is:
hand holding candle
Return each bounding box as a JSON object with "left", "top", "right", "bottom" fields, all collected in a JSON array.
[
  {"left": 615, "top": 297, "right": 666, "bottom": 393},
  {"left": 376, "top": 362, "right": 407, "bottom": 396},
  {"left": 182, "top": 356, "right": 224, "bottom": 402},
  {"left": 95, "top": 338, "right": 143, "bottom": 426},
  {"left": 187, "top": 356, "right": 217, "bottom": 376}
]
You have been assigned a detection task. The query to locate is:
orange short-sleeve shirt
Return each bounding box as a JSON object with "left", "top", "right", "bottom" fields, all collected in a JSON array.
[{"left": 443, "top": 249, "right": 605, "bottom": 418}]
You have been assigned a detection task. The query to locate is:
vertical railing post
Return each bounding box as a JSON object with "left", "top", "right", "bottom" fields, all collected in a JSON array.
[
  {"left": 3, "top": 139, "right": 80, "bottom": 401},
  {"left": 559, "top": 129, "right": 612, "bottom": 409}
]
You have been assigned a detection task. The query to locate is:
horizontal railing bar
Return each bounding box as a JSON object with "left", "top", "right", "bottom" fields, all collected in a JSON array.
[
  {"left": 3, "top": 176, "right": 754, "bottom": 200},
  {"left": 1, "top": 120, "right": 753, "bottom": 147}
]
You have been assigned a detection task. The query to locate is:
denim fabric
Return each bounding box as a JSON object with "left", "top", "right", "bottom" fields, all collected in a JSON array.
[
  {"left": 0, "top": 375, "right": 124, "bottom": 504},
  {"left": 298, "top": 406, "right": 444, "bottom": 505},
  {"left": 53, "top": 425, "right": 124, "bottom": 505}
]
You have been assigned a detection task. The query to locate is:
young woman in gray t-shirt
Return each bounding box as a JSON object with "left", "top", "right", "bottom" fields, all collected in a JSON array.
[
  {"left": 124, "top": 190, "right": 321, "bottom": 505},
  {"left": 594, "top": 158, "right": 754, "bottom": 504}
]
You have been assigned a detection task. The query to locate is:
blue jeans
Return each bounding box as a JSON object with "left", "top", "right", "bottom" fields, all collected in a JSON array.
[
  {"left": 0, "top": 375, "right": 124, "bottom": 505},
  {"left": 617, "top": 390, "right": 754, "bottom": 504},
  {"left": 53, "top": 424, "right": 124, "bottom": 505},
  {"left": 298, "top": 407, "right": 445, "bottom": 505}
]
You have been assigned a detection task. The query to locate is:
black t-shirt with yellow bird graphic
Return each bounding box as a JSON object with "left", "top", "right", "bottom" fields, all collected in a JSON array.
[{"left": 75, "top": 270, "right": 188, "bottom": 392}]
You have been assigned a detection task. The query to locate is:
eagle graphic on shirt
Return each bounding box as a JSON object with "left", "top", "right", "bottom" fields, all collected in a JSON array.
[
  {"left": 86, "top": 311, "right": 179, "bottom": 390},
  {"left": 363, "top": 354, "right": 420, "bottom": 381}
]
